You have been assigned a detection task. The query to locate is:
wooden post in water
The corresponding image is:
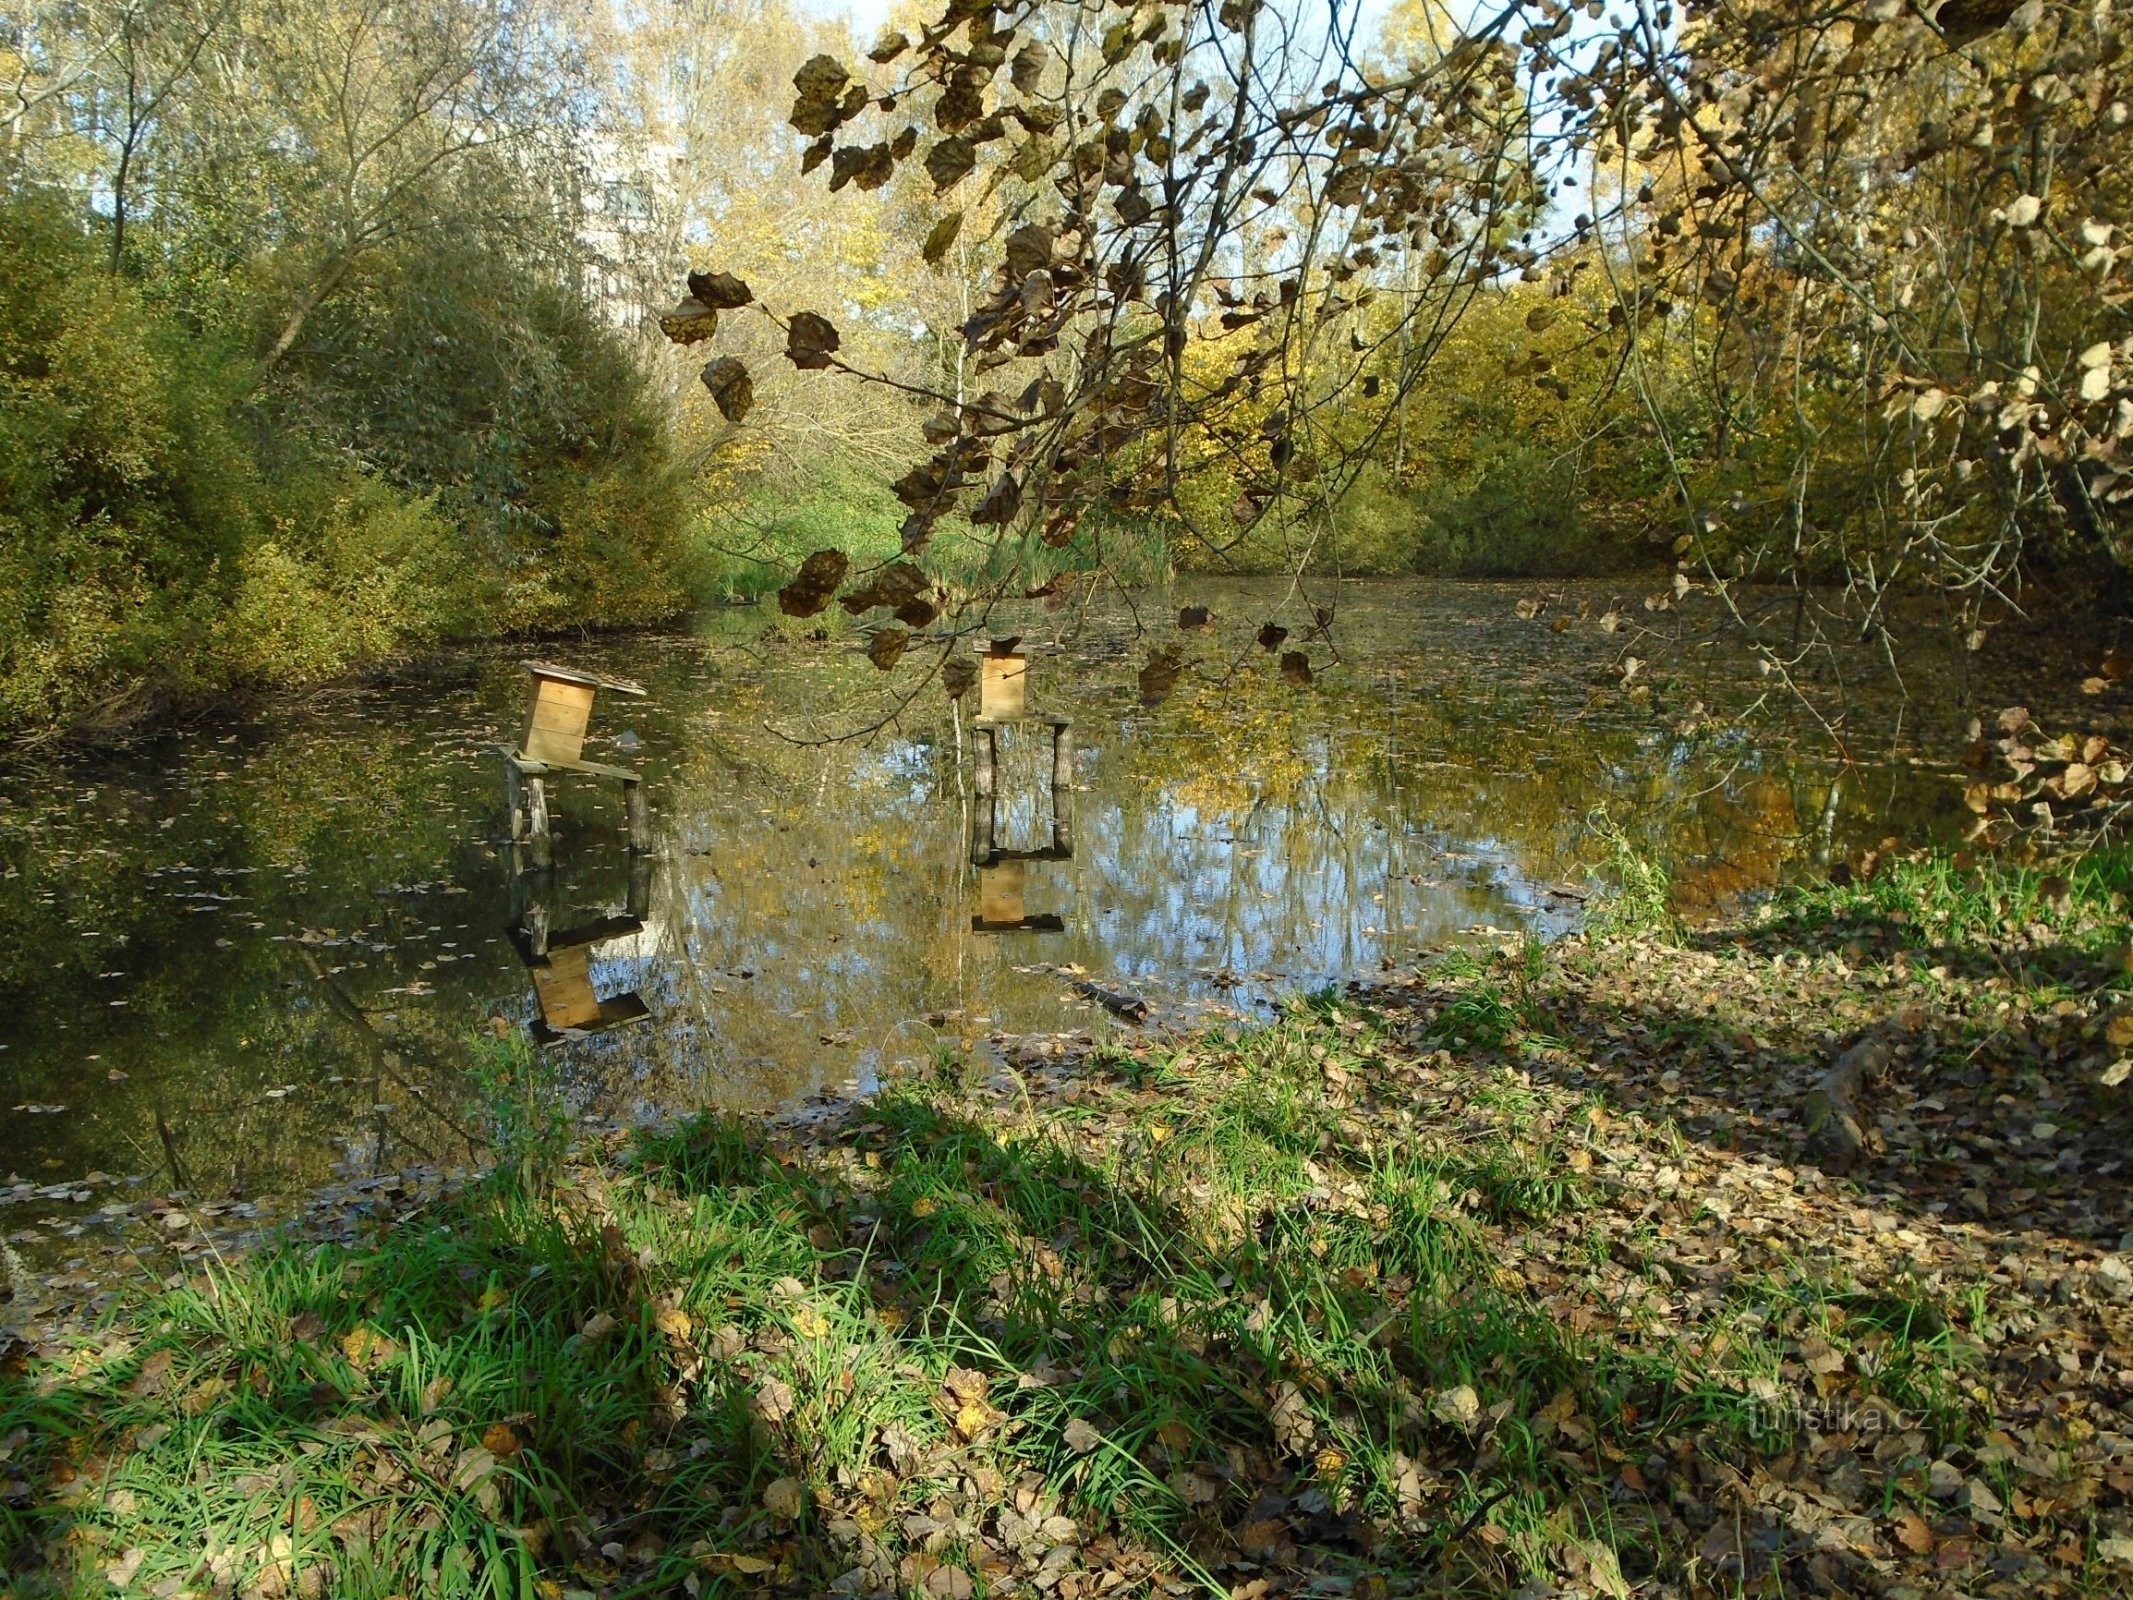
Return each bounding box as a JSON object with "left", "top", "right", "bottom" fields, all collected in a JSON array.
[
  {"left": 1050, "top": 721, "right": 1074, "bottom": 789},
  {"left": 523, "top": 775, "right": 552, "bottom": 870},
  {"left": 965, "top": 639, "right": 1074, "bottom": 869}
]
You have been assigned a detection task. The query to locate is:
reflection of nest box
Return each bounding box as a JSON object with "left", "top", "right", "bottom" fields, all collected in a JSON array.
[
  {"left": 966, "top": 638, "right": 1074, "bottom": 928},
  {"left": 973, "top": 856, "right": 1066, "bottom": 933},
  {"left": 527, "top": 944, "right": 650, "bottom": 1042},
  {"left": 508, "top": 865, "right": 652, "bottom": 1044}
]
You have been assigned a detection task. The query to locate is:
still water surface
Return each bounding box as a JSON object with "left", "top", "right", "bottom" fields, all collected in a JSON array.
[{"left": 1, "top": 579, "right": 1982, "bottom": 1212}]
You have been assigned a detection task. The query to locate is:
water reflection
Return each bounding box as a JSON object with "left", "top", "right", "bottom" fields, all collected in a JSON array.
[
  {"left": 0, "top": 578, "right": 2002, "bottom": 1215},
  {"left": 508, "top": 855, "right": 654, "bottom": 1044}
]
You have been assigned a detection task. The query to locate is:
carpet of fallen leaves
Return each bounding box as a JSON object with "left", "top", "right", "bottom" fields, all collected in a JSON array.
[{"left": 5, "top": 896, "right": 2133, "bottom": 1599}]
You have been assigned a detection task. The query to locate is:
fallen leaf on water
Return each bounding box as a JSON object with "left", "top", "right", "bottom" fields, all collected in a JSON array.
[{"left": 1138, "top": 647, "right": 1183, "bottom": 708}]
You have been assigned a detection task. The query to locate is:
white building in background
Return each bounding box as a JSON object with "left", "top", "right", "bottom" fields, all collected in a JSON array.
[{"left": 577, "top": 129, "right": 687, "bottom": 329}]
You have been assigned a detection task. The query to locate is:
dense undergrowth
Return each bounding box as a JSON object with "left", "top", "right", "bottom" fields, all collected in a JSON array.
[
  {"left": 0, "top": 189, "right": 691, "bottom": 739},
  {"left": 4, "top": 849, "right": 2132, "bottom": 1598}
]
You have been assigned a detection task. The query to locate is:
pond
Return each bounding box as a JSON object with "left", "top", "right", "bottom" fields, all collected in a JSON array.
[{"left": 0, "top": 577, "right": 2005, "bottom": 1230}]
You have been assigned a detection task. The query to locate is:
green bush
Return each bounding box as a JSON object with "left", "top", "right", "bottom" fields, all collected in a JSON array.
[
  {"left": 0, "top": 183, "right": 700, "bottom": 736},
  {"left": 1410, "top": 444, "right": 1634, "bottom": 577},
  {"left": 280, "top": 231, "right": 694, "bottom": 633},
  {"left": 0, "top": 188, "right": 258, "bottom": 726},
  {"left": 215, "top": 461, "right": 459, "bottom": 685}
]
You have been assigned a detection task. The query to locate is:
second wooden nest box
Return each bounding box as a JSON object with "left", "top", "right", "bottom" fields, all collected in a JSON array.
[
  {"left": 976, "top": 640, "right": 1030, "bottom": 720},
  {"left": 519, "top": 660, "right": 645, "bottom": 766}
]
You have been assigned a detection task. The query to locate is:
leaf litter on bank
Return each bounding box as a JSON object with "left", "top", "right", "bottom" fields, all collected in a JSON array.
[{"left": 5, "top": 888, "right": 2133, "bottom": 1599}]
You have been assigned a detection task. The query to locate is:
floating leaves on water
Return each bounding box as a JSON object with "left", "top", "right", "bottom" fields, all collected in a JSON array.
[
  {"left": 840, "top": 561, "right": 929, "bottom": 615},
  {"left": 685, "top": 270, "right": 753, "bottom": 309},
  {"left": 1279, "top": 650, "right": 1313, "bottom": 686},
  {"left": 777, "top": 548, "right": 849, "bottom": 617},
  {"left": 1178, "top": 605, "right": 1212, "bottom": 630},
  {"left": 658, "top": 298, "right": 718, "bottom": 344},
  {"left": 785, "top": 311, "right": 842, "bottom": 370},
  {"left": 866, "top": 628, "right": 911, "bottom": 670},
  {"left": 1138, "top": 646, "right": 1183, "bottom": 707},
  {"left": 941, "top": 656, "right": 977, "bottom": 700},
  {"left": 1256, "top": 622, "right": 1289, "bottom": 652},
  {"left": 698, "top": 357, "right": 754, "bottom": 422}
]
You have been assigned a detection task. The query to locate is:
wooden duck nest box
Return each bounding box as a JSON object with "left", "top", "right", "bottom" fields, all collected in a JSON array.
[{"left": 504, "top": 661, "right": 651, "bottom": 866}]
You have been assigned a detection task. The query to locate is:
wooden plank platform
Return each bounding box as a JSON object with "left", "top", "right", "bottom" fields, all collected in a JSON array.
[
  {"left": 971, "top": 713, "right": 1072, "bottom": 730},
  {"left": 521, "top": 660, "right": 647, "bottom": 696},
  {"left": 504, "top": 747, "right": 643, "bottom": 784}
]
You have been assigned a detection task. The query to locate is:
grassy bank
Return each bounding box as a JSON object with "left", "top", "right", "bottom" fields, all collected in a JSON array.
[{"left": 4, "top": 859, "right": 2132, "bottom": 1598}]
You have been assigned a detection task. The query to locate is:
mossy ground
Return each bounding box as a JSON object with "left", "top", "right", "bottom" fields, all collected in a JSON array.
[{"left": 3, "top": 855, "right": 2132, "bottom": 1599}]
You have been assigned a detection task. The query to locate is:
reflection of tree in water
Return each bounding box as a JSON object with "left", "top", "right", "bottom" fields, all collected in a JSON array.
[{"left": 0, "top": 581, "right": 1991, "bottom": 1217}]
